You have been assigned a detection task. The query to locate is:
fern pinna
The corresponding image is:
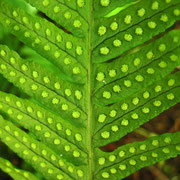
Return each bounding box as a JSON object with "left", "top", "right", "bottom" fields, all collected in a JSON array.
[{"left": 0, "top": 0, "right": 179, "bottom": 179}]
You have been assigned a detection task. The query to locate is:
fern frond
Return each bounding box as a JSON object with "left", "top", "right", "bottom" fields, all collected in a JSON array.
[{"left": 0, "top": 157, "right": 38, "bottom": 180}]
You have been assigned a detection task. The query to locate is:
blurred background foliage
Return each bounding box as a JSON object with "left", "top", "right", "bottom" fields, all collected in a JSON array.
[{"left": 0, "top": 0, "right": 180, "bottom": 179}]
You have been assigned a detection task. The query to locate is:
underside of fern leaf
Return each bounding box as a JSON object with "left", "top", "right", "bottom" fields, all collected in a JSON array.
[{"left": 0, "top": 0, "right": 180, "bottom": 179}]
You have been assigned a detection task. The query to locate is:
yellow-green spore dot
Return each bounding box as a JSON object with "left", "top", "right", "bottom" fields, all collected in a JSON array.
[
  {"left": 77, "top": 0, "right": 85, "bottom": 7},
  {"left": 110, "top": 22, "right": 118, "bottom": 31},
  {"left": 160, "top": 14, "right": 168, "bottom": 22},
  {"left": 32, "top": 71, "right": 38, "bottom": 78},
  {"left": 31, "top": 84, "right": 38, "bottom": 90},
  {"left": 98, "top": 157, "right": 105, "bottom": 165},
  {"left": 113, "top": 39, "right": 122, "bottom": 47},
  {"left": 32, "top": 156, "right": 38, "bottom": 161},
  {"left": 54, "top": 6, "right": 60, "bottom": 13},
  {"left": 77, "top": 170, "right": 84, "bottom": 177},
  {"left": 75, "top": 133, "right": 82, "bottom": 141},
  {"left": 21, "top": 64, "right": 28, "bottom": 71},
  {"left": 152, "top": 139, "right": 159, "bottom": 146},
  {"left": 100, "top": 0, "right": 110, "bottom": 7},
  {"left": 131, "top": 113, "right": 139, "bottom": 119},
  {"left": 65, "top": 89, "right": 72, "bottom": 96},
  {"left": 24, "top": 32, "right": 30, "bottom": 38},
  {"left": 152, "top": 152, "right": 158, "bottom": 157},
  {"left": 100, "top": 47, "right": 110, "bottom": 55},
  {"left": 101, "top": 131, "right": 110, "bottom": 139},
  {"left": 121, "top": 103, "right": 128, "bottom": 111},
  {"left": 73, "top": 20, "right": 82, "bottom": 28},
  {"left": 137, "top": 8, "right": 146, "bottom": 17},
  {"left": 10, "top": 57, "right": 16, "bottom": 64},
  {"left": 68, "top": 166, "right": 74, "bottom": 173},
  {"left": 54, "top": 139, "right": 60, "bottom": 145},
  {"left": 14, "top": 25, "right": 20, "bottom": 31},
  {"left": 129, "top": 147, "right": 136, "bottom": 153},
  {"left": 110, "top": 168, "right": 117, "bottom": 174},
  {"left": 98, "top": 26, "right": 107, "bottom": 36},
  {"left": 44, "top": 44, "right": 50, "bottom": 51},
  {"left": 135, "top": 75, "right": 144, "bottom": 82},
  {"left": 111, "top": 125, "right": 118, "bottom": 132},
  {"left": 96, "top": 72, "right": 105, "bottom": 82},
  {"left": 5, "top": 96, "right": 10, "bottom": 102},
  {"left": 51, "top": 154, "right": 56, "bottom": 161},
  {"left": 14, "top": 131, "right": 19, "bottom": 137},
  {"left": 124, "top": 34, "right": 133, "bottom": 41},
  {"left": 147, "top": 68, "right": 155, "bottom": 74},
  {"left": 43, "top": 0, "right": 49, "bottom": 6},
  {"left": 151, "top": 1, "right": 159, "bottom": 10},
  {"left": 5, "top": 126, "right": 11, "bottom": 132},
  {"left": 165, "top": 0, "right": 171, "bottom": 3},
  {"left": 124, "top": 80, "right": 132, "bottom": 87},
  {"left": 0, "top": 50, "right": 6, "bottom": 56},
  {"left": 43, "top": 76, "right": 50, "bottom": 83},
  {"left": 52, "top": 98, "right": 59, "bottom": 104},
  {"left": 134, "top": 58, "right": 141, "bottom": 66},
  {"left": 44, "top": 132, "right": 51, "bottom": 138},
  {"left": 66, "top": 129, "right": 72, "bottom": 136},
  {"left": 27, "top": 106, "right": 33, "bottom": 113},
  {"left": 164, "top": 137, "right": 171, "bottom": 143},
  {"left": 23, "top": 150, "right": 29, "bottom": 155},
  {"left": 54, "top": 51, "right": 60, "bottom": 58},
  {"left": 159, "top": 44, "right": 166, "bottom": 52},
  {"left": 15, "top": 143, "right": 20, "bottom": 148},
  {"left": 76, "top": 46, "right": 83, "bottom": 55},
  {"left": 119, "top": 164, "right": 126, "bottom": 170},
  {"left": 132, "top": 97, "right": 139, "bottom": 105},
  {"left": 42, "top": 91, "right": 49, "bottom": 98},
  {"left": 54, "top": 82, "right": 60, "bottom": 89},
  {"left": 75, "top": 90, "right": 82, "bottom": 100},
  {"left": 17, "top": 114, "right": 23, "bottom": 120},
  {"left": 129, "top": 159, "right": 136, "bottom": 165},
  {"left": 35, "top": 125, "right": 42, "bottom": 131},
  {"left": 148, "top": 21, "right": 157, "bottom": 29},
  {"left": 124, "top": 15, "right": 132, "bottom": 24},
  {"left": 109, "top": 155, "right": 116, "bottom": 162},
  {"left": 73, "top": 67, "right": 80, "bottom": 74},
  {"left": 109, "top": 69, "right": 116, "bottom": 77},
  {"left": 176, "top": 145, "right": 180, "bottom": 151},
  {"left": 140, "top": 155, "right": 147, "bottom": 161},
  {"left": 5, "top": 19, "right": 10, "bottom": 25},
  {"left": 168, "top": 79, "right": 175, "bottom": 86},
  {"left": 102, "top": 172, "right": 109, "bottom": 178},
  {"left": 31, "top": 143, "right": 37, "bottom": 149},
  {"left": 98, "top": 114, "right": 106, "bottom": 123},
  {"left": 62, "top": 104, "right": 69, "bottom": 111},
  {"left": 19, "top": 78, "right": 26, "bottom": 84},
  {"left": 56, "top": 34, "right": 62, "bottom": 42},
  {"left": 167, "top": 93, "right": 174, "bottom": 100},
  {"left": 42, "top": 149, "right": 47, "bottom": 156},
  {"left": 35, "top": 22, "right": 41, "bottom": 30},
  {"left": 56, "top": 123, "right": 62, "bottom": 130},
  {"left": 142, "top": 107, "right": 150, "bottom": 113},
  {"left": 8, "top": 109, "right": 13, "bottom": 115},
  {"left": 72, "top": 111, "right": 80, "bottom": 118},
  {"left": 135, "top": 27, "right": 143, "bottom": 35},
  {"left": 66, "top": 42, "right": 73, "bottom": 49},
  {"left": 57, "top": 174, "right": 63, "bottom": 180},
  {"left": 170, "top": 54, "right": 178, "bottom": 62},
  {"left": 143, "top": 91, "right": 150, "bottom": 99},
  {"left": 146, "top": 51, "right": 154, "bottom": 59},
  {"left": 109, "top": 110, "right": 117, "bottom": 117},
  {"left": 153, "top": 100, "right": 162, "bottom": 107},
  {"left": 121, "top": 64, "right": 129, "bottom": 73},
  {"left": 64, "top": 11, "right": 71, "bottom": 19},
  {"left": 113, "top": 85, "right": 121, "bottom": 93},
  {"left": 103, "top": 91, "right": 111, "bottom": 99},
  {"left": 73, "top": 151, "right": 80, "bottom": 157},
  {"left": 48, "top": 169, "right": 53, "bottom": 174},
  {"left": 140, "top": 144, "right": 147, "bottom": 150},
  {"left": 10, "top": 71, "right": 16, "bottom": 77},
  {"left": 12, "top": 11, "right": 18, "bottom": 17},
  {"left": 162, "top": 148, "right": 170, "bottom": 154},
  {"left": 154, "top": 85, "right": 162, "bottom": 92},
  {"left": 174, "top": 9, "right": 180, "bottom": 16},
  {"left": 47, "top": 117, "right": 53, "bottom": 124}
]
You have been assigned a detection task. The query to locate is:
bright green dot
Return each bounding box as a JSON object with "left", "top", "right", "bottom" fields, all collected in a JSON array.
[
  {"left": 113, "top": 39, "right": 122, "bottom": 47},
  {"left": 54, "top": 6, "right": 60, "bottom": 13},
  {"left": 72, "top": 111, "right": 80, "bottom": 118},
  {"left": 48, "top": 169, "right": 54, "bottom": 174},
  {"left": 27, "top": 106, "right": 33, "bottom": 113},
  {"left": 7, "top": 109, "right": 13, "bottom": 115},
  {"left": 96, "top": 72, "right": 105, "bottom": 82},
  {"left": 170, "top": 54, "right": 178, "bottom": 62},
  {"left": 124, "top": 80, "right": 132, "bottom": 87},
  {"left": 44, "top": 132, "right": 51, "bottom": 138},
  {"left": 142, "top": 107, "right": 150, "bottom": 113},
  {"left": 165, "top": 0, "right": 171, "bottom": 3},
  {"left": 31, "top": 143, "right": 37, "bottom": 149},
  {"left": 129, "top": 159, "right": 136, "bottom": 165},
  {"left": 35, "top": 22, "right": 41, "bottom": 30},
  {"left": 56, "top": 123, "right": 62, "bottom": 131},
  {"left": 75, "top": 133, "right": 82, "bottom": 141},
  {"left": 101, "top": 131, "right": 110, "bottom": 139},
  {"left": 44, "top": 44, "right": 50, "bottom": 51},
  {"left": 14, "top": 25, "right": 20, "bottom": 31},
  {"left": 77, "top": 0, "right": 85, "bottom": 7},
  {"left": 110, "top": 22, "right": 118, "bottom": 31},
  {"left": 42, "top": 91, "right": 48, "bottom": 98},
  {"left": 154, "top": 85, "right": 162, "bottom": 92},
  {"left": 35, "top": 125, "right": 42, "bottom": 131},
  {"left": 109, "top": 69, "right": 116, "bottom": 77},
  {"left": 56, "top": 34, "right": 62, "bottom": 42},
  {"left": 98, "top": 114, "right": 106, "bottom": 123},
  {"left": 52, "top": 98, "right": 59, "bottom": 104},
  {"left": 148, "top": 21, "right": 157, "bottom": 29},
  {"left": 100, "top": 0, "right": 110, "bottom": 7},
  {"left": 54, "top": 51, "right": 60, "bottom": 58},
  {"left": 54, "top": 139, "right": 60, "bottom": 145},
  {"left": 14, "top": 131, "right": 19, "bottom": 137},
  {"left": 66, "top": 129, "right": 72, "bottom": 136},
  {"left": 0, "top": 50, "right": 6, "bottom": 56},
  {"left": 176, "top": 145, "right": 180, "bottom": 151},
  {"left": 21, "top": 64, "right": 28, "bottom": 71},
  {"left": 68, "top": 166, "right": 74, "bottom": 173},
  {"left": 146, "top": 51, "right": 154, "bottom": 59},
  {"left": 23, "top": 150, "right": 29, "bottom": 155},
  {"left": 32, "top": 156, "right": 38, "bottom": 161},
  {"left": 65, "top": 89, "right": 72, "bottom": 96},
  {"left": 43, "top": 76, "right": 50, "bottom": 83},
  {"left": 111, "top": 125, "right": 118, "bottom": 132},
  {"left": 159, "top": 44, "right": 166, "bottom": 52},
  {"left": 109, "top": 110, "right": 117, "bottom": 117},
  {"left": 62, "top": 104, "right": 69, "bottom": 111},
  {"left": 174, "top": 9, "right": 180, "bottom": 16},
  {"left": 51, "top": 154, "right": 56, "bottom": 161},
  {"left": 140, "top": 155, "right": 147, "bottom": 161},
  {"left": 110, "top": 168, "right": 117, "bottom": 174},
  {"left": 77, "top": 170, "right": 84, "bottom": 177},
  {"left": 73, "top": 151, "right": 80, "bottom": 157},
  {"left": 10, "top": 57, "right": 16, "bottom": 64},
  {"left": 135, "top": 27, "right": 143, "bottom": 35},
  {"left": 43, "top": 0, "right": 49, "bottom": 6},
  {"left": 5, "top": 126, "right": 11, "bottom": 131},
  {"left": 152, "top": 140, "right": 159, "bottom": 146},
  {"left": 100, "top": 47, "right": 110, "bottom": 55},
  {"left": 109, "top": 155, "right": 116, "bottom": 162},
  {"left": 98, "top": 26, "right": 107, "bottom": 36},
  {"left": 15, "top": 143, "right": 20, "bottom": 148},
  {"left": 124, "top": 15, "right": 132, "bottom": 24},
  {"left": 66, "top": 42, "right": 73, "bottom": 49},
  {"left": 42, "top": 150, "right": 47, "bottom": 156},
  {"left": 147, "top": 68, "right": 155, "bottom": 74},
  {"left": 12, "top": 11, "right": 18, "bottom": 17},
  {"left": 0, "top": 64, "right": 7, "bottom": 70},
  {"left": 73, "top": 67, "right": 80, "bottom": 74},
  {"left": 10, "top": 71, "right": 16, "bottom": 77},
  {"left": 129, "top": 147, "right": 136, "bottom": 153},
  {"left": 121, "top": 119, "right": 129, "bottom": 126},
  {"left": 54, "top": 82, "right": 60, "bottom": 89},
  {"left": 164, "top": 137, "right": 171, "bottom": 143},
  {"left": 153, "top": 100, "right": 161, "bottom": 107},
  {"left": 113, "top": 85, "right": 121, "bottom": 93},
  {"left": 168, "top": 79, "right": 175, "bottom": 86},
  {"left": 132, "top": 97, "right": 139, "bottom": 105},
  {"left": 76, "top": 46, "right": 83, "bottom": 55},
  {"left": 32, "top": 71, "right": 38, "bottom": 78},
  {"left": 24, "top": 31, "right": 30, "bottom": 38},
  {"left": 134, "top": 58, "right": 141, "bottom": 66},
  {"left": 160, "top": 14, "right": 168, "bottom": 22},
  {"left": 143, "top": 91, "right": 150, "bottom": 99},
  {"left": 17, "top": 114, "right": 23, "bottom": 120},
  {"left": 102, "top": 172, "right": 109, "bottom": 178},
  {"left": 103, "top": 91, "right": 111, "bottom": 99},
  {"left": 152, "top": 152, "right": 158, "bottom": 157},
  {"left": 64, "top": 11, "right": 71, "bottom": 19},
  {"left": 121, "top": 64, "right": 129, "bottom": 72},
  {"left": 31, "top": 84, "right": 38, "bottom": 90},
  {"left": 121, "top": 103, "right": 128, "bottom": 111},
  {"left": 162, "top": 148, "right": 170, "bottom": 153},
  {"left": 137, "top": 8, "right": 146, "bottom": 17},
  {"left": 131, "top": 113, "right": 138, "bottom": 119},
  {"left": 119, "top": 164, "right": 126, "bottom": 170},
  {"left": 99, "top": 157, "right": 105, "bottom": 165},
  {"left": 167, "top": 93, "right": 174, "bottom": 100},
  {"left": 140, "top": 144, "right": 147, "bottom": 150},
  {"left": 23, "top": 17, "right": 29, "bottom": 24},
  {"left": 151, "top": 1, "right": 159, "bottom": 10},
  {"left": 135, "top": 75, "right": 144, "bottom": 82},
  {"left": 124, "top": 34, "right": 133, "bottom": 41},
  {"left": 73, "top": 20, "right": 82, "bottom": 28}
]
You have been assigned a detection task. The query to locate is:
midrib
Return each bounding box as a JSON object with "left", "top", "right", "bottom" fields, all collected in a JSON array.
[{"left": 87, "top": 0, "right": 94, "bottom": 179}]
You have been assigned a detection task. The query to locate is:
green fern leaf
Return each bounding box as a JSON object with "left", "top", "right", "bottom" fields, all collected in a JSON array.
[{"left": 0, "top": 0, "right": 180, "bottom": 179}]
